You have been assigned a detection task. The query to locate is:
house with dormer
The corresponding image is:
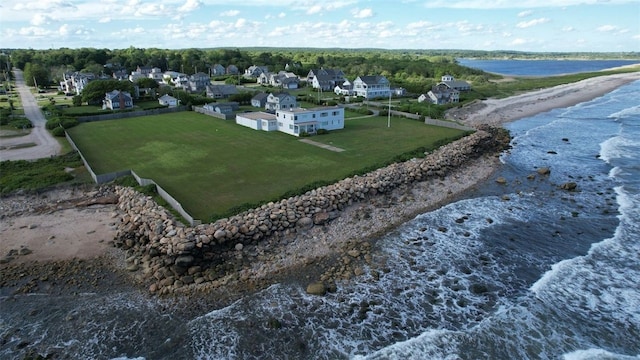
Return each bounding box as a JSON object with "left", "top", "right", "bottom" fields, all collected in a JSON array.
[
  {"left": 251, "top": 92, "right": 269, "bottom": 108},
  {"left": 103, "top": 90, "right": 133, "bottom": 110},
  {"left": 189, "top": 72, "right": 211, "bottom": 93},
  {"left": 265, "top": 92, "right": 297, "bottom": 111},
  {"left": 419, "top": 83, "right": 460, "bottom": 105},
  {"left": 352, "top": 75, "right": 390, "bottom": 99},
  {"left": 439, "top": 74, "right": 471, "bottom": 91},
  {"left": 244, "top": 65, "right": 269, "bottom": 79},
  {"left": 307, "top": 68, "right": 345, "bottom": 90}
]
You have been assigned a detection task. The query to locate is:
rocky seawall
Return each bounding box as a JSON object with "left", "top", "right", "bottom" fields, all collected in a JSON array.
[{"left": 113, "top": 126, "right": 511, "bottom": 295}]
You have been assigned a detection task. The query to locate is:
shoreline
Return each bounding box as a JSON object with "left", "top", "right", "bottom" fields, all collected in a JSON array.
[{"left": 2, "top": 71, "right": 639, "bottom": 301}]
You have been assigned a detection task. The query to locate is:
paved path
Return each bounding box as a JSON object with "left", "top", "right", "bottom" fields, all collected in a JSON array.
[
  {"left": 0, "top": 69, "right": 61, "bottom": 161},
  {"left": 298, "top": 138, "right": 345, "bottom": 152}
]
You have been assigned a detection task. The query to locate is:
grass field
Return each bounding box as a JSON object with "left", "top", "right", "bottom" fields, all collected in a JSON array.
[{"left": 67, "top": 111, "right": 465, "bottom": 221}]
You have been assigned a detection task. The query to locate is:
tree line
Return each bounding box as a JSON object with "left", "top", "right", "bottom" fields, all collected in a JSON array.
[{"left": 5, "top": 47, "right": 505, "bottom": 94}]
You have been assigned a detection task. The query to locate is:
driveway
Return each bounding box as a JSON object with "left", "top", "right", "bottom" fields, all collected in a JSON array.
[{"left": 0, "top": 69, "right": 61, "bottom": 161}]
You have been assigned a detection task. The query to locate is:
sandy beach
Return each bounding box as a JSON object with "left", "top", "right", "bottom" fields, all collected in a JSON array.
[{"left": 1, "top": 70, "right": 639, "bottom": 295}]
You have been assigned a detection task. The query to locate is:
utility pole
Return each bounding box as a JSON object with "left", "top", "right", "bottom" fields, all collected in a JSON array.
[{"left": 387, "top": 90, "right": 391, "bottom": 128}]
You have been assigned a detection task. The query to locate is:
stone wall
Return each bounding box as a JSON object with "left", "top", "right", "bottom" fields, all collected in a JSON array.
[{"left": 112, "top": 125, "right": 510, "bottom": 294}]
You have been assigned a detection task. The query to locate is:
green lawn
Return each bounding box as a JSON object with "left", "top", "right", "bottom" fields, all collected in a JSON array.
[{"left": 67, "top": 111, "right": 465, "bottom": 221}]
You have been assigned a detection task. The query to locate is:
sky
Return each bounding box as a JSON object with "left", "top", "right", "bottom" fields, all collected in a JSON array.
[{"left": 0, "top": 0, "right": 639, "bottom": 52}]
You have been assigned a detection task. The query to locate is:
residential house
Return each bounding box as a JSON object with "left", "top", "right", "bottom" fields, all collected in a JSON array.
[
  {"left": 226, "top": 65, "right": 239, "bottom": 75},
  {"left": 136, "top": 66, "right": 153, "bottom": 76},
  {"left": 189, "top": 72, "right": 211, "bottom": 93},
  {"left": 148, "top": 67, "right": 164, "bottom": 83},
  {"left": 265, "top": 92, "right": 297, "bottom": 111},
  {"left": 439, "top": 74, "right": 471, "bottom": 91},
  {"left": 307, "top": 68, "right": 345, "bottom": 90},
  {"left": 210, "top": 64, "right": 226, "bottom": 76},
  {"left": 352, "top": 75, "right": 391, "bottom": 99},
  {"left": 206, "top": 84, "right": 238, "bottom": 99},
  {"left": 420, "top": 83, "right": 460, "bottom": 105},
  {"left": 112, "top": 70, "right": 129, "bottom": 81},
  {"left": 59, "top": 72, "right": 97, "bottom": 95},
  {"left": 276, "top": 106, "right": 344, "bottom": 136},
  {"left": 103, "top": 90, "right": 134, "bottom": 110},
  {"left": 235, "top": 111, "right": 278, "bottom": 132},
  {"left": 236, "top": 106, "right": 344, "bottom": 137},
  {"left": 258, "top": 71, "right": 300, "bottom": 89},
  {"left": 333, "top": 79, "right": 353, "bottom": 96},
  {"left": 251, "top": 92, "right": 269, "bottom": 108},
  {"left": 244, "top": 65, "right": 269, "bottom": 79},
  {"left": 158, "top": 94, "right": 178, "bottom": 107}
]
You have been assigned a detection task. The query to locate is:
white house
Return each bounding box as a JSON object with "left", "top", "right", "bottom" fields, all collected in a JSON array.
[
  {"left": 419, "top": 83, "right": 460, "bottom": 105},
  {"left": 235, "top": 111, "right": 278, "bottom": 132},
  {"left": 275, "top": 106, "right": 344, "bottom": 136},
  {"left": 235, "top": 106, "right": 345, "bottom": 137},
  {"left": 158, "top": 94, "right": 178, "bottom": 107},
  {"left": 353, "top": 75, "right": 391, "bottom": 99}
]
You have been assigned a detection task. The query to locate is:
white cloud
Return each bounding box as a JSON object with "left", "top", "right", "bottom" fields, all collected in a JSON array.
[
  {"left": 596, "top": 25, "right": 617, "bottom": 32},
  {"left": 221, "top": 10, "right": 240, "bottom": 17},
  {"left": 518, "top": 10, "right": 533, "bottom": 17},
  {"left": 13, "top": 0, "right": 76, "bottom": 12},
  {"left": 31, "top": 14, "right": 54, "bottom": 26},
  {"left": 423, "top": 0, "right": 637, "bottom": 9},
  {"left": 307, "top": 5, "right": 322, "bottom": 14},
  {"left": 516, "top": 18, "right": 550, "bottom": 28},
  {"left": 510, "top": 38, "right": 528, "bottom": 46},
  {"left": 178, "top": 0, "right": 202, "bottom": 13},
  {"left": 352, "top": 8, "right": 374, "bottom": 19},
  {"left": 99, "top": 17, "right": 112, "bottom": 23},
  {"left": 562, "top": 26, "right": 574, "bottom": 32},
  {"left": 278, "top": 12, "right": 286, "bottom": 18}
]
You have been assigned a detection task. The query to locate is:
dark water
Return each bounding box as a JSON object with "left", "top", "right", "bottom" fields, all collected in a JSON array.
[
  {"left": 457, "top": 58, "right": 639, "bottom": 76},
  {"left": 2, "top": 81, "right": 639, "bottom": 359}
]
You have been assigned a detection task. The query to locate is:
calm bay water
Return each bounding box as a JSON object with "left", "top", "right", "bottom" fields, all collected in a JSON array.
[
  {"left": 1, "top": 66, "right": 639, "bottom": 359},
  {"left": 457, "top": 58, "right": 639, "bottom": 76}
]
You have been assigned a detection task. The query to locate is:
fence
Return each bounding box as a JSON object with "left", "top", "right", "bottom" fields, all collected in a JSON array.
[
  {"left": 193, "top": 106, "right": 234, "bottom": 120},
  {"left": 77, "top": 106, "right": 187, "bottom": 123},
  {"left": 65, "top": 132, "right": 200, "bottom": 226}
]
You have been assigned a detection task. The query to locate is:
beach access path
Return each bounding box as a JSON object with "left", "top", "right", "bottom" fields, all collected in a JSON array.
[{"left": 0, "top": 69, "right": 61, "bottom": 161}]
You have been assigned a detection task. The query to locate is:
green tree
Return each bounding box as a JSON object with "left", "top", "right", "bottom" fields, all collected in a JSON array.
[
  {"left": 81, "top": 79, "right": 134, "bottom": 105},
  {"left": 23, "top": 62, "right": 50, "bottom": 88}
]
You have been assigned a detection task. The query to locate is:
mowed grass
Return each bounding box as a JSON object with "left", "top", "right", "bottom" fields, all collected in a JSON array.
[{"left": 67, "top": 112, "right": 464, "bottom": 221}]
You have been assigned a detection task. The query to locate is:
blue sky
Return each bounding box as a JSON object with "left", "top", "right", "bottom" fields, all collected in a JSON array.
[{"left": 0, "top": 0, "right": 638, "bottom": 52}]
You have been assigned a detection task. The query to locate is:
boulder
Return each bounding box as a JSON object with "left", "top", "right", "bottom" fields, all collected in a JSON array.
[
  {"left": 296, "top": 217, "right": 314, "bottom": 230},
  {"left": 537, "top": 167, "right": 551, "bottom": 175},
  {"left": 306, "top": 282, "right": 326, "bottom": 296},
  {"left": 312, "top": 212, "right": 331, "bottom": 225},
  {"left": 560, "top": 182, "right": 578, "bottom": 191},
  {"left": 495, "top": 177, "right": 507, "bottom": 185},
  {"left": 175, "top": 255, "right": 195, "bottom": 267}
]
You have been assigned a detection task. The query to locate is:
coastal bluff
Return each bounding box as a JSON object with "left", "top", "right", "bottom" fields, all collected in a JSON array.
[{"left": 112, "top": 125, "right": 510, "bottom": 294}]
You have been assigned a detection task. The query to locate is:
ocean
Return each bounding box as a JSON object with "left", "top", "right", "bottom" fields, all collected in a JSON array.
[
  {"left": 456, "top": 59, "right": 639, "bottom": 76},
  {"left": 1, "top": 79, "right": 639, "bottom": 359}
]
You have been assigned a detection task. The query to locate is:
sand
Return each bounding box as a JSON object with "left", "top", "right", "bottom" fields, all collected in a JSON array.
[{"left": 1, "top": 70, "right": 639, "bottom": 271}]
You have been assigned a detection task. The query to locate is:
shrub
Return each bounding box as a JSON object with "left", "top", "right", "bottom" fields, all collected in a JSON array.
[
  {"left": 61, "top": 117, "right": 79, "bottom": 129},
  {"left": 8, "top": 118, "right": 32, "bottom": 129},
  {"left": 51, "top": 126, "right": 66, "bottom": 137},
  {"left": 316, "top": 129, "right": 329, "bottom": 135}
]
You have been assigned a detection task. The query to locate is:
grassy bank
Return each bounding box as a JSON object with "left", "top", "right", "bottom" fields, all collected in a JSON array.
[{"left": 67, "top": 112, "right": 464, "bottom": 220}]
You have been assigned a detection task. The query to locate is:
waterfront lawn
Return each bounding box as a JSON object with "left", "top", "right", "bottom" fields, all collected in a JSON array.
[{"left": 67, "top": 112, "right": 464, "bottom": 221}]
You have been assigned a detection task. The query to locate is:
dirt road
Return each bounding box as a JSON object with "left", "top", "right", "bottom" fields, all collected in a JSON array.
[{"left": 0, "top": 69, "right": 61, "bottom": 161}]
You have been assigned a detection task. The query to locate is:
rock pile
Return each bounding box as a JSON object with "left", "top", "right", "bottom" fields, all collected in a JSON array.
[{"left": 112, "top": 126, "right": 510, "bottom": 294}]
